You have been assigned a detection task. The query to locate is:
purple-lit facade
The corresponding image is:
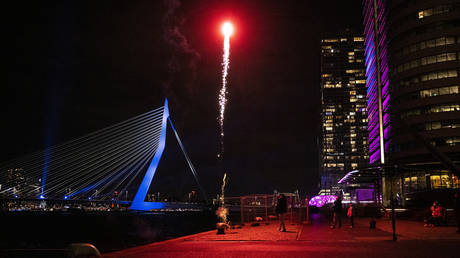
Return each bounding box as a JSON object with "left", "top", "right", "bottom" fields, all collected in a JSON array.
[
  {"left": 358, "top": 0, "right": 460, "bottom": 206},
  {"left": 363, "top": 0, "right": 391, "bottom": 165}
]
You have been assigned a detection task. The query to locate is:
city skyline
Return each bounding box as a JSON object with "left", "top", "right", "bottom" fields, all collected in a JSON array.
[
  {"left": 2, "top": 1, "right": 460, "bottom": 256},
  {"left": 4, "top": 0, "right": 363, "bottom": 196}
]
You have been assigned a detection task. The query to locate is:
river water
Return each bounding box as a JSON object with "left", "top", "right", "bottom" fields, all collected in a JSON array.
[{"left": 1, "top": 209, "right": 216, "bottom": 255}]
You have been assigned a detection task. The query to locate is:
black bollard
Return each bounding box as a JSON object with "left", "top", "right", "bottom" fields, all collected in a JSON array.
[{"left": 370, "top": 218, "right": 376, "bottom": 229}]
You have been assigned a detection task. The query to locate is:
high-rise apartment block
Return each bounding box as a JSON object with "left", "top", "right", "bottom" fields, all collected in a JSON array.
[{"left": 320, "top": 32, "right": 369, "bottom": 195}]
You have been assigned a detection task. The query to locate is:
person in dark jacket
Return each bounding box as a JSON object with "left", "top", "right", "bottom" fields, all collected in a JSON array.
[
  {"left": 331, "top": 196, "right": 342, "bottom": 229},
  {"left": 276, "top": 194, "right": 288, "bottom": 232}
]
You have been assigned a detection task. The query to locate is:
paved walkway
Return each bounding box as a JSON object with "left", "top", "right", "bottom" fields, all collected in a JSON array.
[
  {"left": 360, "top": 217, "right": 460, "bottom": 241},
  {"left": 186, "top": 223, "right": 299, "bottom": 241},
  {"left": 104, "top": 218, "right": 460, "bottom": 258},
  {"left": 299, "top": 219, "right": 393, "bottom": 242}
]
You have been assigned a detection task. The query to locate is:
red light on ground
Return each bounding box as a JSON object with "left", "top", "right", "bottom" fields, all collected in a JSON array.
[{"left": 221, "top": 22, "right": 234, "bottom": 37}]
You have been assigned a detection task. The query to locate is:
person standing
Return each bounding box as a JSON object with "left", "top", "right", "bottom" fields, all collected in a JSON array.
[
  {"left": 331, "top": 196, "right": 342, "bottom": 229},
  {"left": 276, "top": 194, "right": 288, "bottom": 232},
  {"left": 347, "top": 203, "right": 355, "bottom": 228}
]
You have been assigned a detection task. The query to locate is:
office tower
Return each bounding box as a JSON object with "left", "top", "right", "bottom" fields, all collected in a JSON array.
[
  {"left": 320, "top": 31, "right": 369, "bottom": 195},
  {"left": 361, "top": 0, "right": 460, "bottom": 204}
]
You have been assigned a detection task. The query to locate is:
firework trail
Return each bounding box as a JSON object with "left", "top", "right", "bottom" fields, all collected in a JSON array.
[
  {"left": 218, "top": 22, "right": 233, "bottom": 159},
  {"left": 216, "top": 172, "right": 228, "bottom": 223}
]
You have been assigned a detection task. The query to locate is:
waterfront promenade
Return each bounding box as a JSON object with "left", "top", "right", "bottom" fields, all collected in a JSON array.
[{"left": 105, "top": 217, "right": 460, "bottom": 258}]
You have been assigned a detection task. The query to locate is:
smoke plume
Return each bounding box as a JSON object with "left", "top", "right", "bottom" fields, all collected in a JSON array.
[{"left": 162, "top": 0, "right": 200, "bottom": 125}]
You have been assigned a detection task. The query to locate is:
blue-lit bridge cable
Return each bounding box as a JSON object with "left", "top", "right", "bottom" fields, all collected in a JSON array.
[
  {"left": 7, "top": 117, "right": 161, "bottom": 198},
  {"left": 17, "top": 110, "right": 162, "bottom": 178},
  {"left": 35, "top": 115, "right": 163, "bottom": 191},
  {"left": 55, "top": 134, "right": 160, "bottom": 198},
  {"left": 0, "top": 107, "right": 163, "bottom": 173},
  {"left": 105, "top": 144, "right": 159, "bottom": 198},
  {"left": 0, "top": 108, "right": 161, "bottom": 198},
  {"left": 42, "top": 125, "right": 162, "bottom": 198},
  {"left": 118, "top": 146, "right": 158, "bottom": 200},
  {"left": 2, "top": 110, "right": 164, "bottom": 181},
  {"left": 67, "top": 138, "right": 159, "bottom": 199},
  {"left": 0, "top": 108, "right": 164, "bottom": 192},
  {"left": 64, "top": 132, "right": 160, "bottom": 197},
  {"left": 168, "top": 117, "right": 208, "bottom": 204}
]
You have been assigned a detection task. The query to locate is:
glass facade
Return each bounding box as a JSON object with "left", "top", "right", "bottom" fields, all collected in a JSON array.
[
  {"left": 361, "top": 0, "right": 460, "bottom": 206},
  {"left": 363, "top": 0, "right": 391, "bottom": 164},
  {"left": 363, "top": 0, "right": 460, "bottom": 164}
]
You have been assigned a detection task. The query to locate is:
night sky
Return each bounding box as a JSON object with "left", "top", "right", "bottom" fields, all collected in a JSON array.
[{"left": 4, "top": 0, "right": 363, "bottom": 197}]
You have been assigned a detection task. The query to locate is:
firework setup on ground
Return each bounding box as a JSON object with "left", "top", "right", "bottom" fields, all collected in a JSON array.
[{"left": 217, "top": 21, "right": 234, "bottom": 159}]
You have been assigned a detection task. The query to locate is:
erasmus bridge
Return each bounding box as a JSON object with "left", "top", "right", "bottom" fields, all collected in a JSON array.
[{"left": 0, "top": 99, "right": 207, "bottom": 211}]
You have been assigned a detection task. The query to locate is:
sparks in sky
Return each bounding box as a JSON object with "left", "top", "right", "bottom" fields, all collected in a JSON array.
[{"left": 218, "top": 22, "right": 233, "bottom": 159}]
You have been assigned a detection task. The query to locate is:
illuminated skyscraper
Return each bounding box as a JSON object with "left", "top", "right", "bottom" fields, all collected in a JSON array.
[
  {"left": 320, "top": 31, "right": 369, "bottom": 194},
  {"left": 363, "top": 0, "right": 392, "bottom": 165},
  {"left": 361, "top": 0, "right": 460, "bottom": 204}
]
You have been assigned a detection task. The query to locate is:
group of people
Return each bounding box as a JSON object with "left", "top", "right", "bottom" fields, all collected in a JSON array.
[
  {"left": 330, "top": 196, "right": 355, "bottom": 229},
  {"left": 424, "top": 201, "right": 446, "bottom": 227},
  {"left": 424, "top": 192, "right": 460, "bottom": 231},
  {"left": 275, "top": 192, "right": 460, "bottom": 233},
  {"left": 275, "top": 194, "right": 355, "bottom": 231}
]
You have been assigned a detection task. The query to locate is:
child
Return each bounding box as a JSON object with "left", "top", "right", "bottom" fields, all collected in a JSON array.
[{"left": 347, "top": 204, "right": 354, "bottom": 228}]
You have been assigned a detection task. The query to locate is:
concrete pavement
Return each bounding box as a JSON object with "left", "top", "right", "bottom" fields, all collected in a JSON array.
[{"left": 104, "top": 217, "right": 460, "bottom": 258}]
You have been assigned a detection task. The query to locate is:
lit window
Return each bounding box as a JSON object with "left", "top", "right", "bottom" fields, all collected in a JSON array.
[
  {"left": 346, "top": 69, "right": 362, "bottom": 74},
  {"left": 418, "top": 11, "right": 424, "bottom": 19}
]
